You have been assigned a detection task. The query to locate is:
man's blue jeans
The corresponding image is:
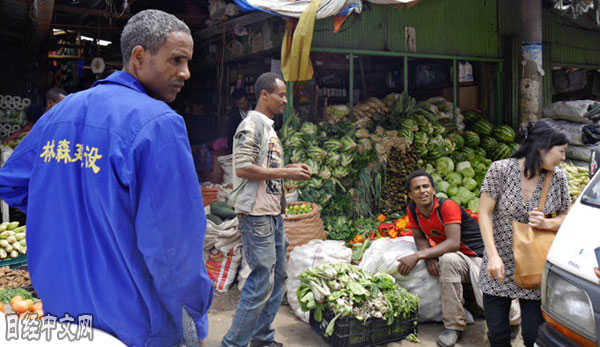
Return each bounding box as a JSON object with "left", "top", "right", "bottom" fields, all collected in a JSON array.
[{"left": 221, "top": 214, "right": 288, "bottom": 347}]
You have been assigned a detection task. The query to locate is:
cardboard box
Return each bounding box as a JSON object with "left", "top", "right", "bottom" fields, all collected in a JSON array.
[{"left": 441, "top": 85, "right": 479, "bottom": 111}]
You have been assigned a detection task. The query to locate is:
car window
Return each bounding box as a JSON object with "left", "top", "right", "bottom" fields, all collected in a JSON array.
[{"left": 581, "top": 173, "right": 600, "bottom": 208}]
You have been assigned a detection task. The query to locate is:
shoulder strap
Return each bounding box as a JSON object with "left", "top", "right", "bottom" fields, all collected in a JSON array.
[
  {"left": 408, "top": 201, "right": 425, "bottom": 234},
  {"left": 435, "top": 197, "right": 446, "bottom": 225},
  {"left": 538, "top": 172, "right": 553, "bottom": 211}
]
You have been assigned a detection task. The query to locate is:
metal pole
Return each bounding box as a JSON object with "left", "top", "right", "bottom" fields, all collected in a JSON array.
[
  {"left": 519, "top": 0, "right": 543, "bottom": 128},
  {"left": 284, "top": 81, "right": 294, "bottom": 124},
  {"left": 349, "top": 53, "right": 354, "bottom": 113},
  {"left": 311, "top": 47, "right": 503, "bottom": 63}
]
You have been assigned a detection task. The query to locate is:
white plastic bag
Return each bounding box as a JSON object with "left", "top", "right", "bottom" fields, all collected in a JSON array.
[
  {"left": 359, "top": 237, "right": 442, "bottom": 322},
  {"left": 287, "top": 240, "right": 352, "bottom": 323},
  {"left": 218, "top": 154, "right": 233, "bottom": 186},
  {"left": 543, "top": 100, "right": 596, "bottom": 123}
]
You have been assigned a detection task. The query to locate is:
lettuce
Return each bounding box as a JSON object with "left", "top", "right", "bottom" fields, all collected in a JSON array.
[
  {"left": 425, "top": 163, "right": 435, "bottom": 175},
  {"left": 446, "top": 172, "right": 463, "bottom": 186},
  {"left": 437, "top": 180, "right": 450, "bottom": 193},
  {"left": 431, "top": 173, "right": 443, "bottom": 186},
  {"left": 468, "top": 197, "right": 480, "bottom": 212},
  {"left": 463, "top": 177, "right": 478, "bottom": 191},
  {"left": 435, "top": 156, "right": 455, "bottom": 175},
  {"left": 457, "top": 187, "right": 475, "bottom": 205},
  {"left": 436, "top": 192, "right": 449, "bottom": 198},
  {"left": 448, "top": 185, "right": 458, "bottom": 197}
]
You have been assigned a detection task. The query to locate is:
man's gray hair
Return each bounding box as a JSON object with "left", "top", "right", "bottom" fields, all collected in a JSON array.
[{"left": 121, "top": 9, "right": 191, "bottom": 66}]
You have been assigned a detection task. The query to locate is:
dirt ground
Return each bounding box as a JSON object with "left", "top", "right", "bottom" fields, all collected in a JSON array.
[{"left": 207, "top": 287, "right": 525, "bottom": 347}]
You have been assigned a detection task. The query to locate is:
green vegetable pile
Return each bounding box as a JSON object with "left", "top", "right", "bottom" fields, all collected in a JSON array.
[
  {"left": 297, "top": 263, "right": 418, "bottom": 337},
  {"left": 0, "top": 288, "right": 33, "bottom": 303},
  {"left": 559, "top": 162, "right": 590, "bottom": 202}
]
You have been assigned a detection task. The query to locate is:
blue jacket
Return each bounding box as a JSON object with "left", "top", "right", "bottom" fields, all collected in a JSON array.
[{"left": 0, "top": 72, "right": 213, "bottom": 346}]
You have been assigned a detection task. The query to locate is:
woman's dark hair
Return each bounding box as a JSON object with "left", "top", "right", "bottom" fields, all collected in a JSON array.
[
  {"left": 512, "top": 119, "right": 568, "bottom": 178},
  {"left": 406, "top": 170, "right": 435, "bottom": 192}
]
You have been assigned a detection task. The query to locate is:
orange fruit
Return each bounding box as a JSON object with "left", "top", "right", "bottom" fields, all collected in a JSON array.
[
  {"left": 33, "top": 301, "right": 43, "bottom": 311},
  {"left": 33, "top": 310, "right": 44, "bottom": 320},
  {"left": 10, "top": 295, "right": 23, "bottom": 306},
  {"left": 0, "top": 302, "right": 4, "bottom": 312},
  {"left": 12, "top": 299, "right": 29, "bottom": 314},
  {"left": 24, "top": 299, "right": 34, "bottom": 312}
]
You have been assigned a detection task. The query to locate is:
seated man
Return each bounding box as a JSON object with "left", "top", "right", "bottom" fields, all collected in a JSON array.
[{"left": 397, "top": 170, "right": 519, "bottom": 347}]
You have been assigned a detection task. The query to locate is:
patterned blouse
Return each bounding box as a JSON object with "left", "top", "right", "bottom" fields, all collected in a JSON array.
[{"left": 478, "top": 158, "right": 571, "bottom": 300}]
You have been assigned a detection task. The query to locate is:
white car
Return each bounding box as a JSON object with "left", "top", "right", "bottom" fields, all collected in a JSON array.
[{"left": 536, "top": 163, "right": 600, "bottom": 346}]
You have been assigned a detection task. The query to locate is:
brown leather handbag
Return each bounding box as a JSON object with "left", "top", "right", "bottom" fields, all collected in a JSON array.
[{"left": 512, "top": 173, "right": 556, "bottom": 289}]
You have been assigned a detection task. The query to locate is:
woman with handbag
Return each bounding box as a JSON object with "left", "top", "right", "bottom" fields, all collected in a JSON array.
[{"left": 478, "top": 119, "right": 570, "bottom": 347}]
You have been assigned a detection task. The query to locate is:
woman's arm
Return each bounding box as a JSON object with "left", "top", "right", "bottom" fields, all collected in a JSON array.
[
  {"left": 527, "top": 211, "right": 567, "bottom": 232},
  {"left": 480, "top": 192, "right": 505, "bottom": 284}
]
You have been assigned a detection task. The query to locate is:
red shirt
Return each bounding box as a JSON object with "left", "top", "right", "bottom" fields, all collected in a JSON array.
[{"left": 407, "top": 197, "right": 478, "bottom": 257}]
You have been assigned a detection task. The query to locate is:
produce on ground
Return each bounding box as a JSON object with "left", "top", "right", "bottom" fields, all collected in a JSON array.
[
  {"left": 206, "top": 202, "right": 236, "bottom": 225},
  {"left": 0, "top": 222, "right": 26, "bottom": 259},
  {"left": 8, "top": 294, "right": 43, "bottom": 319},
  {"left": 0, "top": 266, "right": 30, "bottom": 288},
  {"left": 297, "top": 263, "right": 418, "bottom": 336},
  {"left": 380, "top": 147, "right": 418, "bottom": 215},
  {"left": 0, "top": 288, "right": 33, "bottom": 303},
  {"left": 559, "top": 162, "right": 590, "bottom": 202}
]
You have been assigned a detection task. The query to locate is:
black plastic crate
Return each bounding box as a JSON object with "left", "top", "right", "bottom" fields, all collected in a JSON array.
[{"left": 309, "top": 308, "right": 418, "bottom": 347}]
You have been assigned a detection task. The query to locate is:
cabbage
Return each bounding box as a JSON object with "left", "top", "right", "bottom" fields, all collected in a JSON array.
[
  {"left": 473, "top": 188, "right": 480, "bottom": 197},
  {"left": 437, "top": 181, "right": 450, "bottom": 193},
  {"left": 447, "top": 185, "right": 458, "bottom": 197},
  {"left": 446, "top": 172, "right": 463, "bottom": 186},
  {"left": 456, "top": 161, "right": 471, "bottom": 173},
  {"left": 463, "top": 177, "right": 478, "bottom": 191},
  {"left": 435, "top": 156, "right": 455, "bottom": 175},
  {"left": 436, "top": 192, "right": 448, "bottom": 199},
  {"left": 457, "top": 187, "right": 475, "bottom": 205},
  {"left": 425, "top": 164, "right": 435, "bottom": 175},
  {"left": 461, "top": 167, "right": 475, "bottom": 178},
  {"left": 431, "top": 173, "right": 443, "bottom": 186},
  {"left": 468, "top": 197, "right": 480, "bottom": 212}
]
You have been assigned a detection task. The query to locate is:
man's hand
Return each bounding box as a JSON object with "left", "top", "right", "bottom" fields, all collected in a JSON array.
[
  {"left": 285, "top": 165, "right": 311, "bottom": 181},
  {"left": 397, "top": 253, "right": 420, "bottom": 276},
  {"left": 487, "top": 255, "right": 505, "bottom": 284},
  {"left": 286, "top": 163, "right": 312, "bottom": 176},
  {"left": 425, "top": 258, "right": 440, "bottom": 277}
]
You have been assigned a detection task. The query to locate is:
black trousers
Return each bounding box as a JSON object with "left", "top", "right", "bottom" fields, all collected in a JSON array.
[{"left": 483, "top": 293, "right": 544, "bottom": 347}]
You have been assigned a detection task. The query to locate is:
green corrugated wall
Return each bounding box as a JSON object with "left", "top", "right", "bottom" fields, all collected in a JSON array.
[{"left": 312, "top": 0, "right": 499, "bottom": 58}]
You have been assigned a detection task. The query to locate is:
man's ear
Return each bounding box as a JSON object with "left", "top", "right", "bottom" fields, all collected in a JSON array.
[
  {"left": 407, "top": 189, "right": 413, "bottom": 201},
  {"left": 130, "top": 45, "right": 146, "bottom": 70}
]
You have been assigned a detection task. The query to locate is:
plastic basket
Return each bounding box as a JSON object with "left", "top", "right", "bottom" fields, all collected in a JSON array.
[
  {"left": 309, "top": 308, "right": 418, "bottom": 347},
  {"left": 0, "top": 254, "right": 27, "bottom": 269}
]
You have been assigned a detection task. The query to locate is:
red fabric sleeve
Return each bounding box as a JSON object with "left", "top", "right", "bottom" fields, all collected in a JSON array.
[
  {"left": 406, "top": 205, "right": 419, "bottom": 229},
  {"left": 440, "top": 199, "right": 462, "bottom": 224}
]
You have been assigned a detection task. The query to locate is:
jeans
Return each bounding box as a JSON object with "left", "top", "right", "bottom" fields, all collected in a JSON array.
[
  {"left": 483, "top": 294, "right": 544, "bottom": 347},
  {"left": 221, "top": 215, "right": 288, "bottom": 347}
]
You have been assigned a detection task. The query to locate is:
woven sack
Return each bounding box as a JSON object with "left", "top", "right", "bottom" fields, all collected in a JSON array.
[{"left": 283, "top": 202, "right": 325, "bottom": 258}]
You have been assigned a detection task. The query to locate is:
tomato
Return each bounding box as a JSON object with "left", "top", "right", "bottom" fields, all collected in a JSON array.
[
  {"left": 33, "top": 309, "right": 44, "bottom": 320},
  {"left": 0, "top": 302, "right": 4, "bottom": 313},
  {"left": 10, "top": 295, "right": 23, "bottom": 307},
  {"left": 12, "top": 299, "right": 29, "bottom": 314}
]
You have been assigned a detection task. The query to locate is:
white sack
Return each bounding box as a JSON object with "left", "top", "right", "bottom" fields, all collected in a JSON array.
[
  {"left": 359, "top": 237, "right": 442, "bottom": 322},
  {"left": 543, "top": 100, "right": 596, "bottom": 123},
  {"left": 287, "top": 240, "right": 352, "bottom": 323}
]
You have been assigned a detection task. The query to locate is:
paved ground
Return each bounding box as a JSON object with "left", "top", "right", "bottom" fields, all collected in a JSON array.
[{"left": 206, "top": 288, "right": 525, "bottom": 347}]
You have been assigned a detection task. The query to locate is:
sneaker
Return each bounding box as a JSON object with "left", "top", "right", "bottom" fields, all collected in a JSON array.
[
  {"left": 437, "top": 329, "right": 461, "bottom": 347},
  {"left": 249, "top": 340, "right": 283, "bottom": 347},
  {"left": 510, "top": 325, "right": 520, "bottom": 340}
]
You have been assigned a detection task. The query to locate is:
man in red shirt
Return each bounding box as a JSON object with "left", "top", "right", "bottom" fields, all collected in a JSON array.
[{"left": 397, "top": 171, "right": 518, "bottom": 347}]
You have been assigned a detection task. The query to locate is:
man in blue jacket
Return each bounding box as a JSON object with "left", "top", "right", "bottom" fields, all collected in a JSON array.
[{"left": 0, "top": 9, "right": 213, "bottom": 346}]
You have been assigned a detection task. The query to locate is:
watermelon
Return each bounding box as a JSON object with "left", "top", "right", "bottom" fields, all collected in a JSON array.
[
  {"left": 473, "top": 120, "right": 494, "bottom": 137},
  {"left": 464, "top": 131, "right": 481, "bottom": 148},
  {"left": 493, "top": 125, "right": 516, "bottom": 143},
  {"left": 464, "top": 110, "right": 485, "bottom": 125},
  {"left": 459, "top": 147, "right": 476, "bottom": 160},
  {"left": 508, "top": 142, "right": 520, "bottom": 154},
  {"left": 439, "top": 119, "right": 457, "bottom": 134},
  {"left": 480, "top": 136, "right": 498, "bottom": 152},
  {"left": 490, "top": 143, "right": 512, "bottom": 161},
  {"left": 474, "top": 147, "right": 487, "bottom": 158},
  {"left": 449, "top": 133, "right": 464, "bottom": 149},
  {"left": 450, "top": 151, "right": 467, "bottom": 163}
]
